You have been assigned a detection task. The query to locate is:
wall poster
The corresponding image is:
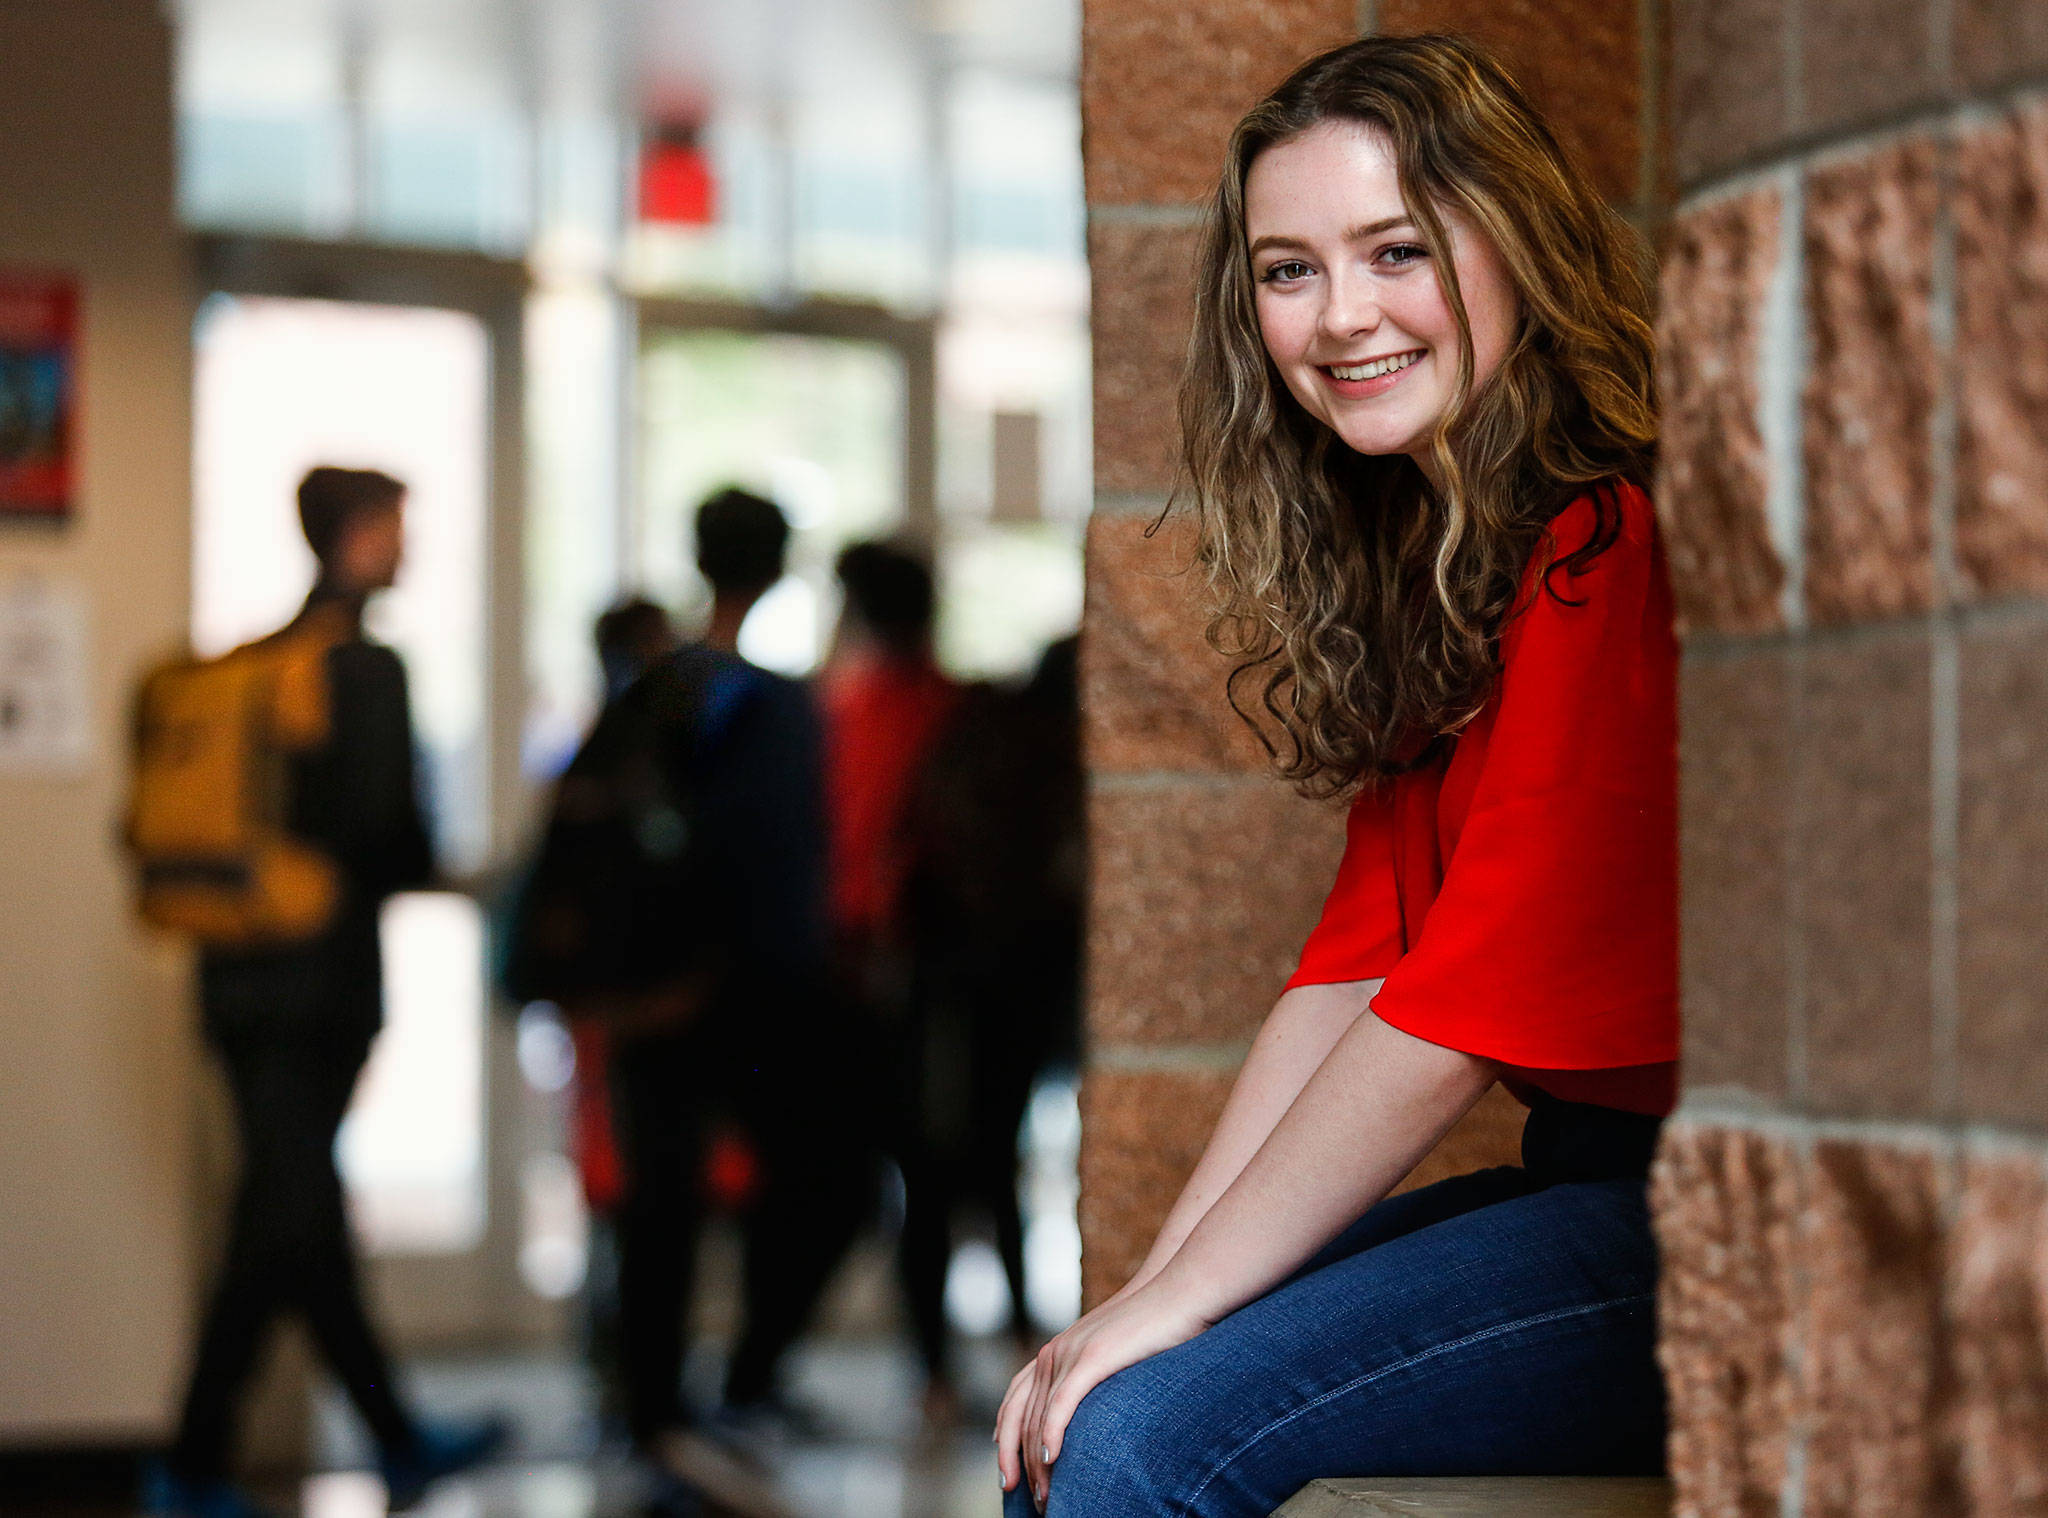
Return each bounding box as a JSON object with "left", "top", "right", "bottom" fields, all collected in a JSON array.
[
  {"left": 0, "top": 274, "right": 77, "bottom": 522},
  {"left": 0, "top": 573, "right": 90, "bottom": 774}
]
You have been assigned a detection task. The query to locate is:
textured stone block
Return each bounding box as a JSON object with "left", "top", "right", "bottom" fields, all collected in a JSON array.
[
  {"left": 1657, "top": 187, "right": 1785, "bottom": 634},
  {"left": 1798, "top": 1140, "right": 1947, "bottom": 1515},
  {"left": 1090, "top": 220, "right": 1199, "bottom": 496},
  {"left": 1799, "top": 635, "right": 1934, "bottom": 1118},
  {"left": 1955, "top": 0, "right": 2048, "bottom": 92},
  {"left": 1651, "top": 1122, "right": 1800, "bottom": 1518},
  {"left": 1083, "top": 511, "right": 1269, "bottom": 774},
  {"left": 1958, "top": 622, "right": 2048, "bottom": 1128},
  {"left": 1956, "top": 102, "right": 2048, "bottom": 599},
  {"left": 1679, "top": 650, "right": 1792, "bottom": 1099},
  {"left": 1799, "top": 0, "right": 1942, "bottom": 137},
  {"left": 1390, "top": 1082, "right": 1526, "bottom": 1196},
  {"left": 1376, "top": 0, "right": 1641, "bottom": 205},
  {"left": 1081, "top": 0, "right": 1356, "bottom": 207},
  {"left": 1945, "top": 1150, "right": 2048, "bottom": 1514},
  {"left": 1802, "top": 139, "right": 1939, "bottom": 625},
  {"left": 1088, "top": 777, "right": 1347, "bottom": 1046},
  {"left": 1668, "top": 0, "right": 1791, "bottom": 185},
  {"left": 1078, "top": 1066, "right": 1235, "bottom": 1307}
]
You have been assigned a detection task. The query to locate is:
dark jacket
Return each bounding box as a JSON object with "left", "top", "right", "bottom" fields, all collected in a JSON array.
[
  {"left": 649, "top": 644, "right": 829, "bottom": 1013},
  {"left": 201, "top": 589, "right": 433, "bottom": 1044}
]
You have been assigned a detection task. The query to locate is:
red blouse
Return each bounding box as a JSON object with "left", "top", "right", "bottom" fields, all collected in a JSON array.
[{"left": 1285, "top": 480, "right": 1679, "bottom": 1117}]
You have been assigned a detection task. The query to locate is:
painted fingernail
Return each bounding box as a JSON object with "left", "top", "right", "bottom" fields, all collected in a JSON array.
[{"left": 1041, "top": 1445, "right": 1052, "bottom": 1464}]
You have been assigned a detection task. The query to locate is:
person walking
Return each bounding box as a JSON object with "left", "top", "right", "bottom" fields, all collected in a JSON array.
[
  {"left": 147, "top": 467, "right": 504, "bottom": 1518},
  {"left": 816, "top": 542, "right": 970, "bottom": 1419},
  {"left": 582, "top": 491, "right": 863, "bottom": 1517},
  {"left": 894, "top": 637, "right": 1083, "bottom": 1369}
]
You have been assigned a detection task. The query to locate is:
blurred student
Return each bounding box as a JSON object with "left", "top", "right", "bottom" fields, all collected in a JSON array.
[
  {"left": 596, "top": 595, "right": 680, "bottom": 701},
  {"left": 581, "top": 491, "right": 862, "bottom": 1515},
  {"left": 817, "top": 542, "right": 966, "bottom": 1414},
  {"left": 146, "top": 467, "right": 502, "bottom": 1518},
  {"left": 572, "top": 596, "right": 681, "bottom": 1436},
  {"left": 897, "top": 635, "right": 1084, "bottom": 1366}
]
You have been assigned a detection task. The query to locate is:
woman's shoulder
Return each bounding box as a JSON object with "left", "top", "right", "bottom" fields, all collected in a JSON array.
[
  {"left": 1539, "top": 477, "right": 1657, "bottom": 571},
  {"left": 1502, "top": 477, "right": 1667, "bottom": 656}
]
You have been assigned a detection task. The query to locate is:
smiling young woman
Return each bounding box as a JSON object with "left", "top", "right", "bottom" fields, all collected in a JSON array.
[{"left": 995, "top": 34, "right": 1675, "bottom": 1518}]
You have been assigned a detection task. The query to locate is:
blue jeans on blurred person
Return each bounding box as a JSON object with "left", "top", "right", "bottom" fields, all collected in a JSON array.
[{"left": 1005, "top": 1095, "right": 1665, "bottom": 1518}]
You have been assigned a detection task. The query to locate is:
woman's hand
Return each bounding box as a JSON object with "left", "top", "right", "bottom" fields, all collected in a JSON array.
[{"left": 994, "top": 1282, "right": 1214, "bottom": 1510}]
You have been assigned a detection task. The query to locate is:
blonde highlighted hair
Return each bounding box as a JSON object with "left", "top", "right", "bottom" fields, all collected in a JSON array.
[{"left": 1178, "top": 33, "right": 1657, "bottom": 796}]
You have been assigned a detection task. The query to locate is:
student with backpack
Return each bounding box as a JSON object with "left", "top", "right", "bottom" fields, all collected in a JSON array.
[
  {"left": 136, "top": 467, "right": 504, "bottom": 1518},
  {"left": 506, "top": 490, "right": 866, "bottom": 1518}
]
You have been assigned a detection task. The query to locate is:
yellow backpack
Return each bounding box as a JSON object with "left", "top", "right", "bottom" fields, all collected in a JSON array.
[{"left": 126, "top": 607, "right": 348, "bottom": 946}]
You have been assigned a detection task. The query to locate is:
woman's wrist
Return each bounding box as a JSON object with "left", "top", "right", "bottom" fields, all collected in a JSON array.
[{"left": 1139, "top": 1249, "right": 1231, "bottom": 1332}]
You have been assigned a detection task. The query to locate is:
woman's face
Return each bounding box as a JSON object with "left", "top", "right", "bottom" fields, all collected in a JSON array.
[{"left": 1245, "top": 119, "right": 1520, "bottom": 476}]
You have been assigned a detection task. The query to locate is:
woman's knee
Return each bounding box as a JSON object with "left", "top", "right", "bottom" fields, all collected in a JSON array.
[{"left": 1038, "top": 1365, "right": 1196, "bottom": 1517}]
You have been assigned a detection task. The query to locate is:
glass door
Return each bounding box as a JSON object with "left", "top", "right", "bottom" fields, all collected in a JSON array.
[{"left": 632, "top": 301, "right": 934, "bottom": 673}]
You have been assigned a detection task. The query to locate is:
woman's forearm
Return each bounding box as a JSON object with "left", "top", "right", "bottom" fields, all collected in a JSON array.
[
  {"left": 1152, "top": 1010, "right": 1496, "bottom": 1325},
  {"left": 1118, "top": 978, "right": 1384, "bottom": 1297}
]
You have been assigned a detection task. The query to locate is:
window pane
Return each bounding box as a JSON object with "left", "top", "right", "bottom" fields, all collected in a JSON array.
[
  {"left": 175, "top": 0, "right": 351, "bottom": 237},
  {"left": 636, "top": 330, "right": 906, "bottom": 674},
  {"left": 191, "top": 294, "right": 492, "bottom": 871}
]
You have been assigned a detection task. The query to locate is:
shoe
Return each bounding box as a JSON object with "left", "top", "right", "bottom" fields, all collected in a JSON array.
[
  {"left": 379, "top": 1413, "right": 512, "bottom": 1509},
  {"left": 140, "top": 1460, "right": 282, "bottom": 1518}
]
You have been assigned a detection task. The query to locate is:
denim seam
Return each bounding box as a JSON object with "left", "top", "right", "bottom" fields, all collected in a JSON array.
[{"left": 1175, "top": 1290, "right": 1658, "bottom": 1516}]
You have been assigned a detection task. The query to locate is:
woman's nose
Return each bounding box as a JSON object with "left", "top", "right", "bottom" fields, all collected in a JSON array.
[{"left": 1318, "top": 273, "right": 1381, "bottom": 342}]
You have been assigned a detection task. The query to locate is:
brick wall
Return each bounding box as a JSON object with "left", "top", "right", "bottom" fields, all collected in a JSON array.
[
  {"left": 1076, "top": 0, "right": 1656, "bottom": 1307},
  {"left": 1652, "top": 0, "right": 2048, "bottom": 1510}
]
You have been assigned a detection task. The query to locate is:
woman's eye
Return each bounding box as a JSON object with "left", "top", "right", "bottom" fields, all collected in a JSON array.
[
  {"left": 1377, "top": 243, "right": 1428, "bottom": 268},
  {"left": 1260, "top": 260, "right": 1313, "bottom": 283}
]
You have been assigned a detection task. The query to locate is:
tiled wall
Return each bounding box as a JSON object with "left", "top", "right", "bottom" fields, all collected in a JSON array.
[
  {"left": 1653, "top": 0, "right": 2048, "bottom": 1510},
  {"left": 1074, "top": 0, "right": 1656, "bottom": 1306}
]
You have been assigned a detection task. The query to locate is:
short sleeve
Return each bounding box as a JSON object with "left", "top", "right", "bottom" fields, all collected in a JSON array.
[
  {"left": 1285, "top": 786, "right": 1405, "bottom": 989},
  {"left": 1368, "top": 483, "right": 1679, "bottom": 1070}
]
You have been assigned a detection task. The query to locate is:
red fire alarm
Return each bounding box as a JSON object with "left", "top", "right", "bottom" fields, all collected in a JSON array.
[{"left": 639, "top": 124, "right": 717, "bottom": 226}]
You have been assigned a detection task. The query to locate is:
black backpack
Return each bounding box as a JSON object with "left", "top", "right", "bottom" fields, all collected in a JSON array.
[{"left": 499, "top": 647, "right": 759, "bottom": 1012}]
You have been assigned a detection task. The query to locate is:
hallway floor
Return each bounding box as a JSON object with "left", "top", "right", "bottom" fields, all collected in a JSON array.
[{"left": 306, "top": 1334, "right": 1023, "bottom": 1518}]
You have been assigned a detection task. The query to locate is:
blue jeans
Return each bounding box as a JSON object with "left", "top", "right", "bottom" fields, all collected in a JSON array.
[{"left": 1008, "top": 1097, "right": 1665, "bottom": 1518}]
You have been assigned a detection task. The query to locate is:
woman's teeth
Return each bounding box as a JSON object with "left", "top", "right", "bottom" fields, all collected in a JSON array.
[{"left": 1327, "top": 351, "right": 1421, "bottom": 381}]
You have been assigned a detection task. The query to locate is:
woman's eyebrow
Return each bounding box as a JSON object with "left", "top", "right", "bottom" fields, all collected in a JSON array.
[{"left": 1247, "top": 215, "right": 1416, "bottom": 258}]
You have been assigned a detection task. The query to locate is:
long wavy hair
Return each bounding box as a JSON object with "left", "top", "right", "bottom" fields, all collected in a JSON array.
[{"left": 1178, "top": 34, "right": 1657, "bottom": 797}]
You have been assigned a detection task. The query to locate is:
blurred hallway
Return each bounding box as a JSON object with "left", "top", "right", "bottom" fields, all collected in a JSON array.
[{"left": 2, "top": 0, "right": 1085, "bottom": 1511}]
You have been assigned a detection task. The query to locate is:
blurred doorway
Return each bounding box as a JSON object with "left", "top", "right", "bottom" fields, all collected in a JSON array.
[
  {"left": 188, "top": 239, "right": 536, "bottom": 1347},
  {"left": 632, "top": 299, "right": 935, "bottom": 674}
]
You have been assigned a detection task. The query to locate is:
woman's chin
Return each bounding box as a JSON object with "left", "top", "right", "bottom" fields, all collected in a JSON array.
[{"left": 1329, "top": 420, "right": 1427, "bottom": 461}]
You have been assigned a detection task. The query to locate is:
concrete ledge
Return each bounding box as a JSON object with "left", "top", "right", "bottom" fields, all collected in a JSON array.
[{"left": 1273, "top": 1477, "right": 1673, "bottom": 1516}]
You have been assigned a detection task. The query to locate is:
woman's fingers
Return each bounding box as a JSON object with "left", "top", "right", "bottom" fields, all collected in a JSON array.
[
  {"left": 1023, "top": 1344, "right": 1060, "bottom": 1505},
  {"left": 994, "top": 1362, "right": 1037, "bottom": 1490},
  {"left": 1039, "top": 1345, "right": 1103, "bottom": 1467},
  {"left": 998, "top": 1365, "right": 1036, "bottom": 1486}
]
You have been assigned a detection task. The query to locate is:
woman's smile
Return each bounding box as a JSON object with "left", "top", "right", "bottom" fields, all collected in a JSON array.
[{"left": 1317, "top": 347, "right": 1426, "bottom": 398}]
